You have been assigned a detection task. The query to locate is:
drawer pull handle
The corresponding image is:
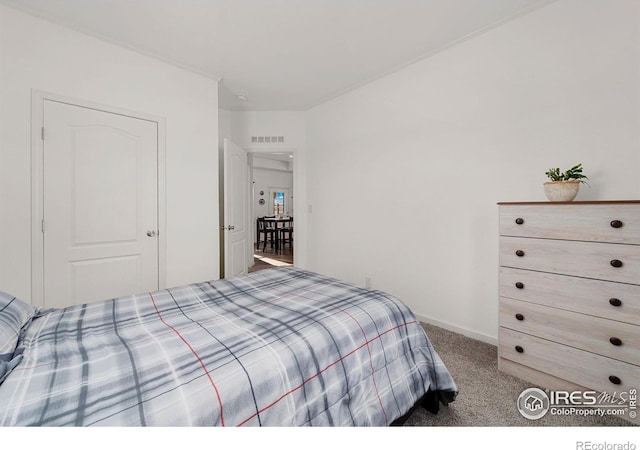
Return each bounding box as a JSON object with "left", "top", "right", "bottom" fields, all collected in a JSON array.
[
  {"left": 609, "top": 337, "right": 623, "bottom": 346},
  {"left": 515, "top": 250, "right": 525, "bottom": 257},
  {"left": 609, "top": 298, "right": 622, "bottom": 307},
  {"left": 515, "top": 313, "right": 524, "bottom": 321},
  {"left": 609, "top": 375, "right": 622, "bottom": 385},
  {"left": 515, "top": 282, "right": 524, "bottom": 289},
  {"left": 515, "top": 345, "right": 524, "bottom": 353},
  {"left": 515, "top": 218, "right": 524, "bottom": 225},
  {"left": 610, "top": 259, "right": 623, "bottom": 268},
  {"left": 610, "top": 220, "right": 623, "bottom": 228}
]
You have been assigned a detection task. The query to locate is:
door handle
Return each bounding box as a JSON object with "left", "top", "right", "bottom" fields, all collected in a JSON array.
[
  {"left": 221, "top": 225, "right": 235, "bottom": 231},
  {"left": 146, "top": 230, "right": 157, "bottom": 237}
]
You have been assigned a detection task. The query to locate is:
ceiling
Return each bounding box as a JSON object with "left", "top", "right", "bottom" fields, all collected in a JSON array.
[{"left": 2, "top": 0, "right": 554, "bottom": 110}]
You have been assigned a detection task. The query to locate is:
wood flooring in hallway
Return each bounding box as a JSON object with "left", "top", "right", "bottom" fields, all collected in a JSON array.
[{"left": 249, "top": 242, "right": 293, "bottom": 273}]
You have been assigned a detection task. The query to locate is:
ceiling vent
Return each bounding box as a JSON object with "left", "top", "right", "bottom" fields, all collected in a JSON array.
[{"left": 251, "top": 136, "right": 285, "bottom": 144}]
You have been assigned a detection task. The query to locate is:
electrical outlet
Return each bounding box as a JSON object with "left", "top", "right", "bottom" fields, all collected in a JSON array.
[{"left": 364, "top": 277, "right": 372, "bottom": 289}]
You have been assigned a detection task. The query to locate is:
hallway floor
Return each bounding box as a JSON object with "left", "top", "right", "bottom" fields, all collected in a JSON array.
[{"left": 249, "top": 242, "right": 293, "bottom": 273}]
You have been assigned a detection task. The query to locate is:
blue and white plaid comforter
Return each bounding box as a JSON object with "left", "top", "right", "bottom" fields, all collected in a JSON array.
[{"left": 0, "top": 267, "right": 457, "bottom": 426}]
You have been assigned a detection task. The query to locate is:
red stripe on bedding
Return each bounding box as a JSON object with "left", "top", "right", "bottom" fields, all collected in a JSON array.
[
  {"left": 333, "top": 306, "right": 388, "bottom": 424},
  {"left": 148, "top": 292, "right": 225, "bottom": 426},
  {"left": 236, "top": 320, "right": 415, "bottom": 426}
]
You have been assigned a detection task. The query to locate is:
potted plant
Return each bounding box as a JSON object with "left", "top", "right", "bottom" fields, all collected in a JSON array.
[{"left": 543, "top": 163, "right": 589, "bottom": 202}]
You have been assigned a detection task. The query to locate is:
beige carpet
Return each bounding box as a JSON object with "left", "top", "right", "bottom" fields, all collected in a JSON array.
[{"left": 403, "top": 323, "right": 633, "bottom": 427}]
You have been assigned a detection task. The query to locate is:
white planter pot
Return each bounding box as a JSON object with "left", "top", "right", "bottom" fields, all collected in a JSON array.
[{"left": 543, "top": 181, "right": 581, "bottom": 202}]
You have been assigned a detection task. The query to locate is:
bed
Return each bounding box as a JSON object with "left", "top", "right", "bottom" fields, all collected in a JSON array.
[{"left": 0, "top": 267, "right": 457, "bottom": 426}]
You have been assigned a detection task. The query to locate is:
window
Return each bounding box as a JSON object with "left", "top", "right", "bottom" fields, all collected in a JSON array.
[
  {"left": 269, "top": 187, "right": 290, "bottom": 217},
  {"left": 273, "top": 191, "right": 285, "bottom": 216}
]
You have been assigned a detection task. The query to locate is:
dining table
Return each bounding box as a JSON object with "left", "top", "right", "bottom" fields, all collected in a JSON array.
[{"left": 262, "top": 216, "right": 293, "bottom": 251}]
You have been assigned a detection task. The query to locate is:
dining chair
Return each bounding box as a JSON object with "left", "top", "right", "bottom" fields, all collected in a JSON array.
[
  {"left": 257, "top": 217, "right": 276, "bottom": 252},
  {"left": 278, "top": 217, "right": 293, "bottom": 250}
]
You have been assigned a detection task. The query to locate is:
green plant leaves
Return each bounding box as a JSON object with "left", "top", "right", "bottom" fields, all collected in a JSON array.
[{"left": 545, "top": 163, "right": 588, "bottom": 183}]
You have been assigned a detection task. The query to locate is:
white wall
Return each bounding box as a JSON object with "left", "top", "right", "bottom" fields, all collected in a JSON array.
[
  {"left": 253, "top": 167, "right": 294, "bottom": 223},
  {"left": 0, "top": 6, "right": 220, "bottom": 302},
  {"left": 305, "top": 0, "right": 640, "bottom": 343},
  {"left": 230, "top": 110, "right": 305, "bottom": 150},
  {"left": 219, "top": 108, "right": 233, "bottom": 152}
]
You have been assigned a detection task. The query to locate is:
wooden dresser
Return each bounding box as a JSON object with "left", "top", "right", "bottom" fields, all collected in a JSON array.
[{"left": 498, "top": 201, "right": 640, "bottom": 422}]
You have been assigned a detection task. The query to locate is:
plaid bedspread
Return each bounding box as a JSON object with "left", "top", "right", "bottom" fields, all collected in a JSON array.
[{"left": 0, "top": 267, "right": 457, "bottom": 426}]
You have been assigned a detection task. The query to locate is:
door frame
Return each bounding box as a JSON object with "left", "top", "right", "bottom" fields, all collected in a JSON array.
[
  {"left": 247, "top": 147, "right": 299, "bottom": 267},
  {"left": 30, "top": 90, "right": 167, "bottom": 307}
]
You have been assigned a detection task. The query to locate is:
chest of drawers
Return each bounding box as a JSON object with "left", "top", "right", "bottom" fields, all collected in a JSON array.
[{"left": 498, "top": 201, "right": 640, "bottom": 423}]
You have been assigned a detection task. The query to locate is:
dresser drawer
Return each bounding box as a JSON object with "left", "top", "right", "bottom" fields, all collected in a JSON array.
[
  {"left": 499, "top": 328, "right": 639, "bottom": 393},
  {"left": 499, "top": 203, "right": 640, "bottom": 244},
  {"left": 500, "top": 297, "right": 640, "bottom": 366},
  {"left": 499, "top": 267, "right": 640, "bottom": 325},
  {"left": 500, "top": 236, "right": 640, "bottom": 285}
]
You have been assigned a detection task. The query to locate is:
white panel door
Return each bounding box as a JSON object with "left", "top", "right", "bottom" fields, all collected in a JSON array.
[
  {"left": 223, "top": 138, "right": 249, "bottom": 278},
  {"left": 43, "top": 100, "right": 159, "bottom": 307}
]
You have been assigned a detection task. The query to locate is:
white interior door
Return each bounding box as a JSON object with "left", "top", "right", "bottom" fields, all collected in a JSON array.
[
  {"left": 223, "top": 138, "right": 249, "bottom": 278},
  {"left": 43, "top": 100, "right": 159, "bottom": 308}
]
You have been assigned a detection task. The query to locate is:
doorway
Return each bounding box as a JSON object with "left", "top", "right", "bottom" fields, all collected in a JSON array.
[{"left": 248, "top": 151, "right": 295, "bottom": 272}]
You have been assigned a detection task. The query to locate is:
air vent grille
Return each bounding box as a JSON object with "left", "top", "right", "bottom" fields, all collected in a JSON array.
[{"left": 251, "top": 136, "right": 285, "bottom": 144}]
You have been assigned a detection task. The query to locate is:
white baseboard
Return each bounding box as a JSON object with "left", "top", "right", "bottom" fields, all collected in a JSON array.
[{"left": 414, "top": 314, "right": 497, "bottom": 346}]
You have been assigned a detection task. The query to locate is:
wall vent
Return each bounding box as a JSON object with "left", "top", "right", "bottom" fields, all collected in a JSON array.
[{"left": 251, "top": 136, "right": 285, "bottom": 144}]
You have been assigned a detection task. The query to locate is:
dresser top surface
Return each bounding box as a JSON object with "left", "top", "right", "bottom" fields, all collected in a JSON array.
[{"left": 498, "top": 200, "right": 640, "bottom": 205}]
